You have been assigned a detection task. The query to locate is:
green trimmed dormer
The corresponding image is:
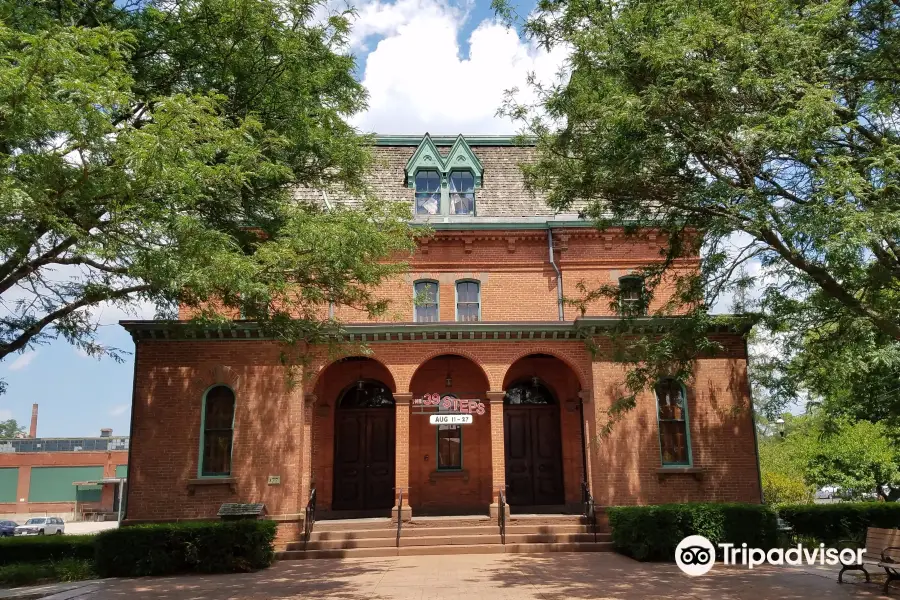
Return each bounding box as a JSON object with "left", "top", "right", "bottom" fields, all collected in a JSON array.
[{"left": 405, "top": 134, "right": 485, "bottom": 217}]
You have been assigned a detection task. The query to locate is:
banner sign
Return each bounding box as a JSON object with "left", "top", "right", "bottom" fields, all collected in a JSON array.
[
  {"left": 413, "top": 393, "right": 486, "bottom": 418},
  {"left": 429, "top": 414, "right": 473, "bottom": 425}
]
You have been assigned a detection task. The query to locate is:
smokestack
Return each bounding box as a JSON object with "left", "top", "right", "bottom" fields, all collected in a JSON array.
[
  {"left": 100, "top": 428, "right": 112, "bottom": 438},
  {"left": 29, "top": 404, "right": 37, "bottom": 438}
]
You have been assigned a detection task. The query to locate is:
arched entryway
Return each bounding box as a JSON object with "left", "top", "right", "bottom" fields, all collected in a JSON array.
[
  {"left": 503, "top": 379, "right": 565, "bottom": 507},
  {"left": 332, "top": 376, "right": 396, "bottom": 513}
]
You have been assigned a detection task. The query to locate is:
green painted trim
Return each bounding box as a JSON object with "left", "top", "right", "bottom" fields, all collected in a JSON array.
[
  {"left": 410, "top": 220, "right": 594, "bottom": 230},
  {"left": 28, "top": 466, "right": 103, "bottom": 502},
  {"left": 413, "top": 279, "right": 440, "bottom": 323},
  {"left": 405, "top": 134, "right": 445, "bottom": 188},
  {"left": 454, "top": 279, "right": 481, "bottom": 322},
  {"left": 404, "top": 134, "right": 485, "bottom": 196},
  {"left": 446, "top": 135, "right": 485, "bottom": 188},
  {"left": 376, "top": 135, "right": 533, "bottom": 146},
  {"left": 115, "top": 464, "right": 128, "bottom": 478},
  {"left": 198, "top": 384, "right": 236, "bottom": 478},
  {"left": 655, "top": 379, "right": 693, "bottom": 467}
]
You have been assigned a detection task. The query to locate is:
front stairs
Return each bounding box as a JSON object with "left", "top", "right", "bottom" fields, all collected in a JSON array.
[{"left": 276, "top": 514, "right": 612, "bottom": 559}]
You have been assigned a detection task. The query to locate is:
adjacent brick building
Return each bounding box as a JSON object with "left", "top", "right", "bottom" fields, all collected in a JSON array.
[
  {"left": 0, "top": 408, "right": 128, "bottom": 521},
  {"left": 121, "top": 134, "right": 762, "bottom": 542}
]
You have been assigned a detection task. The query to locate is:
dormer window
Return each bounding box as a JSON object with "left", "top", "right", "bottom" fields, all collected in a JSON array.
[
  {"left": 449, "top": 172, "right": 475, "bottom": 215},
  {"left": 415, "top": 171, "right": 441, "bottom": 215}
]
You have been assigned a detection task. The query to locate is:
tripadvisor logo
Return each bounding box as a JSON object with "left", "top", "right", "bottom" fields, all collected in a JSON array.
[{"left": 675, "top": 535, "right": 866, "bottom": 576}]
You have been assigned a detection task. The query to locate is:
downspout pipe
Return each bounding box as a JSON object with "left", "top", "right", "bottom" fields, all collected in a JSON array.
[{"left": 547, "top": 225, "right": 564, "bottom": 321}]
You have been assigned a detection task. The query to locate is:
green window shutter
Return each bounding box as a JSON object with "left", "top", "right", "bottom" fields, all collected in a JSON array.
[
  {"left": 115, "top": 465, "right": 127, "bottom": 478},
  {"left": 28, "top": 466, "right": 103, "bottom": 502},
  {"left": 0, "top": 468, "right": 18, "bottom": 503}
]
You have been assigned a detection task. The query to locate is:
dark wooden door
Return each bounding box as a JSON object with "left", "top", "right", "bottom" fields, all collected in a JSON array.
[
  {"left": 504, "top": 407, "right": 564, "bottom": 506},
  {"left": 333, "top": 410, "right": 395, "bottom": 511}
]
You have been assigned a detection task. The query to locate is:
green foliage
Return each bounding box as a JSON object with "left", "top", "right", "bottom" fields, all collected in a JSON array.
[
  {"left": 0, "top": 535, "right": 95, "bottom": 565},
  {"left": 0, "top": 0, "right": 417, "bottom": 378},
  {"left": 0, "top": 419, "right": 22, "bottom": 438},
  {"left": 93, "top": 519, "right": 277, "bottom": 577},
  {"left": 778, "top": 503, "right": 900, "bottom": 546},
  {"left": 607, "top": 503, "right": 778, "bottom": 561},
  {"left": 762, "top": 471, "right": 815, "bottom": 505},
  {"left": 0, "top": 558, "right": 95, "bottom": 587},
  {"left": 497, "top": 0, "right": 900, "bottom": 420}
]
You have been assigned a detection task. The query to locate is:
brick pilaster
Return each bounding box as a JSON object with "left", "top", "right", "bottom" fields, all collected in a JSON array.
[
  {"left": 486, "top": 391, "right": 509, "bottom": 518},
  {"left": 393, "top": 392, "right": 412, "bottom": 522},
  {"left": 299, "top": 393, "right": 316, "bottom": 514}
]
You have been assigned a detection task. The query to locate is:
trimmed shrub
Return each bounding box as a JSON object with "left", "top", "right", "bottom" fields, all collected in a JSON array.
[
  {"left": 93, "top": 519, "right": 277, "bottom": 577},
  {"left": 607, "top": 503, "right": 778, "bottom": 561},
  {"left": 0, "top": 535, "right": 95, "bottom": 565},
  {"left": 778, "top": 503, "right": 900, "bottom": 546},
  {"left": 0, "top": 558, "right": 95, "bottom": 587}
]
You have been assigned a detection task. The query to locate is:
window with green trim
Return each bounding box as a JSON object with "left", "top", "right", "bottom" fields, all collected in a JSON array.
[
  {"left": 437, "top": 395, "right": 461, "bottom": 470},
  {"left": 414, "top": 280, "right": 439, "bottom": 322},
  {"left": 456, "top": 280, "right": 480, "bottom": 322},
  {"left": 618, "top": 276, "right": 647, "bottom": 315},
  {"left": 201, "top": 386, "right": 235, "bottom": 476},
  {"left": 449, "top": 172, "right": 475, "bottom": 215},
  {"left": 415, "top": 171, "right": 441, "bottom": 215},
  {"left": 656, "top": 379, "right": 691, "bottom": 466}
]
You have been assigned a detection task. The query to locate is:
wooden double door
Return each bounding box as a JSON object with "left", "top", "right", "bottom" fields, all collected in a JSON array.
[
  {"left": 332, "top": 409, "right": 395, "bottom": 512},
  {"left": 504, "top": 406, "right": 565, "bottom": 506}
]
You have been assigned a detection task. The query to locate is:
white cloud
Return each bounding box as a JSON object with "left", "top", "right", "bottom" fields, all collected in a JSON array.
[
  {"left": 7, "top": 351, "right": 37, "bottom": 372},
  {"left": 110, "top": 404, "right": 130, "bottom": 417},
  {"left": 352, "top": 0, "right": 569, "bottom": 134}
]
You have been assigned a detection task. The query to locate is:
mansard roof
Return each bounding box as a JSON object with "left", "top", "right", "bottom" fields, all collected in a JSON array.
[{"left": 294, "top": 134, "right": 577, "bottom": 219}]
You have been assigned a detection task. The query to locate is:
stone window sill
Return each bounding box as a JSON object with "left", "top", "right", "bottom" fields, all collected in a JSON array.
[
  {"left": 656, "top": 467, "right": 706, "bottom": 482},
  {"left": 428, "top": 469, "right": 470, "bottom": 484},
  {"left": 187, "top": 477, "right": 237, "bottom": 495}
]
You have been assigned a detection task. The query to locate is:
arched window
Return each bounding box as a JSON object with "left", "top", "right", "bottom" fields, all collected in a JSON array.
[
  {"left": 504, "top": 380, "right": 556, "bottom": 405},
  {"left": 338, "top": 380, "right": 395, "bottom": 409},
  {"left": 656, "top": 379, "right": 692, "bottom": 466},
  {"left": 456, "top": 280, "right": 480, "bottom": 322},
  {"left": 200, "top": 386, "right": 235, "bottom": 477},
  {"left": 436, "top": 395, "right": 462, "bottom": 470},
  {"left": 414, "top": 280, "right": 439, "bottom": 322},
  {"left": 618, "top": 276, "right": 647, "bottom": 315},
  {"left": 415, "top": 171, "right": 441, "bottom": 215},
  {"left": 449, "top": 171, "right": 475, "bottom": 215}
]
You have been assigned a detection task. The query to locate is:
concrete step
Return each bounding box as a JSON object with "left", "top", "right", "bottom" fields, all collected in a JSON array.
[
  {"left": 398, "top": 544, "right": 505, "bottom": 556},
  {"left": 308, "top": 528, "right": 397, "bottom": 541},
  {"left": 402, "top": 525, "right": 498, "bottom": 537},
  {"left": 400, "top": 534, "right": 501, "bottom": 547},
  {"left": 288, "top": 537, "right": 398, "bottom": 551},
  {"left": 276, "top": 547, "right": 398, "bottom": 560},
  {"left": 504, "top": 532, "right": 610, "bottom": 544},
  {"left": 504, "top": 541, "right": 614, "bottom": 553},
  {"left": 313, "top": 518, "right": 393, "bottom": 531},
  {"left": 504, "top": 524, "right": 593, "bottom": 534}
]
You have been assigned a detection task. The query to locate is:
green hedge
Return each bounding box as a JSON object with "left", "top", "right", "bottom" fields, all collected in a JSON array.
[
  {"left": 607, "top": 503, "right": 778, "bottom": 561},
  {"left": 778, "top": 503, "right": 900, "bottom": 546},
  {"left": 0, "top": 535, "right": 95, "bottom": 565},
  {"left": 93, "top": 520, "right": 277, "bottom": 577}
]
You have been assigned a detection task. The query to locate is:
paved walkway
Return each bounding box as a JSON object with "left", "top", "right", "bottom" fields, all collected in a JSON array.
[{"left": 86, "top": 553, "right": 892, "bottom": 600}]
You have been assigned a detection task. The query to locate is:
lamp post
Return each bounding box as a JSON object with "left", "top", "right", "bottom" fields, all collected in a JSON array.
[{"left": 776, "top": 418, "right": 785, "bottom": 438}]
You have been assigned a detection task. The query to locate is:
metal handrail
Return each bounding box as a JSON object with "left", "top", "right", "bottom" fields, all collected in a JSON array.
[
  {"left": 582, "top": 480, "right": 597, "bottom": 543},
  {"left": 498, "top": 487, "right": 507, "bottom": 545},
  {"left": 396, "top": 489, "right": 404, "bottom": 548},
  {"left": 304, "top": 487, "right": 317, "bottom": 551}
]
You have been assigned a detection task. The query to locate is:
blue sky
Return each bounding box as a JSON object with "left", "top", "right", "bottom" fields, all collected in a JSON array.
[{"left": 0, "top": 0, "right": 555, "bottom": 437}]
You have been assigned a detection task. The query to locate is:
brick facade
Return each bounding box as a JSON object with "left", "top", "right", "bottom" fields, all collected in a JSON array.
[{"left": 123, "top": 136, "right": 762, "bottom": 540}]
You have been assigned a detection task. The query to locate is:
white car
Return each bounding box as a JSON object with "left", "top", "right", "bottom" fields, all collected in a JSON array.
[{"left": 14, "top": 517, "right": 65, "bottom": 536}]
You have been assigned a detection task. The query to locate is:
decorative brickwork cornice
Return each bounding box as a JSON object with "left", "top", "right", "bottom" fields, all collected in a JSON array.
[{"left": 120, "top": 315, "right": 757, "bottom": 342}]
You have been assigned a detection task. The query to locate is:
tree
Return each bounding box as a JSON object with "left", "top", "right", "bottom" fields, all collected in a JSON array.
[
  {"left": 0, "top": 419, "right": 23, "bottom": 438},
  {"left": 495, "top": 0, "right": 900, "bottom": 416},
  {"left": 0, "top": 0, "right": 417, "bottom": 379}
]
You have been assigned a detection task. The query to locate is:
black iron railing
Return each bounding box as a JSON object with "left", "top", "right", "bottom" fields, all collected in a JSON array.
[
  {"left": 396, "top": 489, "right": 404, "bottom": 548},
  {"left": 304, "top": 487, "right": 317, "bottom": 551},
  {"left": 582, "top": 480, "right": 597, "bottom": 543},
  {"left": 498, "top": 487, "right": 507, "bottom": 545}
]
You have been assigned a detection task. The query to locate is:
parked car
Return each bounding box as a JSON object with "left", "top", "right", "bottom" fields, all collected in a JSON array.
[
  {"left": 0, "top": 520, "right": 17, "bottom": 536},
  {"left": 14, "top": 517, "right": 65, "bottom": 536}
]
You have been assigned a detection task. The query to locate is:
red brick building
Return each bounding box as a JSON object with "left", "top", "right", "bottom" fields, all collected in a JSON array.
[{"left": 121, "top": 134, "right": 762, "bottom": 543}]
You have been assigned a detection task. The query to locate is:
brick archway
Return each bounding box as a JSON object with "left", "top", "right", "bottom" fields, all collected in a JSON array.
[
  {"left": 502, "top": 348, "right": 589, "bottom": 391},
  {"left": 400, "top": 347, "right": 494, "bottom": 392},
  {"left": 306, "top": 355, "right": 397, "bottom": 397},
  {"left": 188, "top": 365, "right": 241, "bottom": 398}
]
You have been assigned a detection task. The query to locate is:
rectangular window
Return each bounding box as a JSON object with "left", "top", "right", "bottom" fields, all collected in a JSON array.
[
  {"left": 656, "top": 379, "right": 691, "bottom": 466},
  {"left": 619, "top": 276, "right": 647, "bottom": 315},
  {"left": 415, "top": 171, "right": 441, "bottom": 216},
  {"left": 437, "top": 425, "right": 462, "bottom": 469},
  {"left": 449, "top": 172, "right": 475, "bottom": 215},
  {"left": 414, "top": 281, "right": 439, "bottom": 322},
  {"left": 456, "top": 281, "right": 479, "bottom": 322}
]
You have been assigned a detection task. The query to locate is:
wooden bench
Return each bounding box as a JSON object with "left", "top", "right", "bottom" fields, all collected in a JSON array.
[{"left": 839, "top": 527, "right": 900, "bottom": 594}]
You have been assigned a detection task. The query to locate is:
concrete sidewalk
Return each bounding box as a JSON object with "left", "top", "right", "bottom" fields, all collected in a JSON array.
[{"left": 86, "top": 552, "right": 892, "bottom": 600}]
